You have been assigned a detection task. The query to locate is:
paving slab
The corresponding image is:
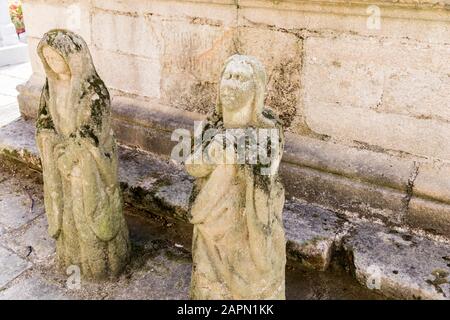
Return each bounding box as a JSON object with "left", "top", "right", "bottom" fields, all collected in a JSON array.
[
  {"left": 0, "top": 246, "right": 31, "bottom": 289},
  {"left": 0, "top": 75, "right": 21, "bottom": 97},
  {"left": 343, "top": 222, "right": 450, "bottom": 300},
  {"left": 110, "top": 253, "right": 191, "bottom": 300},
  {"left": 0, "top": 62, "right": 31, "bottom": 131},
  {"left": 0, "top": 95, "right": 18, "bottom": 107},
  {"left": 3, "top": 215, "right": 55, "bottom": 265},
  {"left": 0, "top": 274, "right": 73, "bottom": 300},
  {"left": 0, "top": 119, "right": 38, "bottom": 152},
  {"left": 0, "top": 103, "right": 20, "bottom": 127},
  {"left": 0, "top": 63, "right": 32, "bottom": 81},
  {"left": 0, "top": 176, "right": 43, "bottom": 230},
  {"left": 0, "top": 43, "right": 29, "bottom": 67}
]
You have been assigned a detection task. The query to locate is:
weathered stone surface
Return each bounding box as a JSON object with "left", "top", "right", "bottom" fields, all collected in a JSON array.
[
  {"left": 281, "top": 162, "right": 407, "bottom": 224},
  {"left": 3, "top": 215, "right": 56, "bottom": 265},
  {"left": 407, "top": 197, "right": 450, "bottom": 237},
  {"left": 117, "top": 146, "right": 194, "bottom": 222},
  {"left": 0, "top": 275, "right": 73, "bottom": 300},
  {"left": 413, "top": 163, "right": 450, "bottom": 205},
  {"left": 284, "top": 133, "right": 416, "bottom": 192},
  {"left": 92, "top": 48, "right": 161, "bottom": 99},
  {"left": 0, "top": 118, "right": 447, "bottom": 262},
  {"left": 0, "top": 116, "right": 40, "bottom": 168},
  {"left": 284, "top": 200, "right": 347, "bottom": 271},
  {"left": 0, "top": 177, "right": 42, "bottom": 230},
  {"left": 110, "top": 254, "right": 191, "bottom": 300},
  {"left": 343, "top": 222, "right": 450, "bottom": 300},
  {"left": 95, "top": 0, "right": 238, "bottom": 107},
  {"left": 36, "top": 30, "right": 130, "bottom": 280},
  {"left": 22, "top": 0, "right": 91, "bottom": 41},
  {"left": 112, "top": 97, "right": 204, "bottom": 156},
  {"left": 154, "top": 180, "right": 193, "bottom": 222},
  {"left": 92, "top": 0, "right": 237, "bottom": 20},
  {"left": 0, "top": 246, "right": 31, "bottom": 289},
  {"left": 303, "top": 35, "right": 450, "bottom": 160},
  {"left": 236, "top": 27, "right": 302, "bottom": 127},
  {"left": 17, "top": 73, "right": 45, "bottom": 119},
  {"left": 239, "top": 0, "right": 450, "bottom": 44},
  {"left": 159, "top": 20, "right": 235, "bottom": 114},
  {"left": 0, "top": 165, "right": 385, "bottom": 300},
  {"left": 91, "top": 10, "right": 161, "bottom": 59}
]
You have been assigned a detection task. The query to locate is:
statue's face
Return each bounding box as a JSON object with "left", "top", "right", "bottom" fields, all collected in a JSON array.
[
  {"left": 42, "top": 46, "right": 70, "bottom": 77},
  {"left": 220, "top": 60, "right": 255, "bottom": 112}
]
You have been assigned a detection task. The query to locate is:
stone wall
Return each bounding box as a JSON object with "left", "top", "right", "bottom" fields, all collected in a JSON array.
[{"left": 18, "top": 0, "right": 450, "bottom": 238}]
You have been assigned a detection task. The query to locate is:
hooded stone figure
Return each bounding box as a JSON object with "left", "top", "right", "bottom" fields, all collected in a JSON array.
[
  {"left": 35, "top": 29, "right": 130, "bottom": 279},
  {"left": 185, "top": 55, "right": 286, "bottom": 299}
]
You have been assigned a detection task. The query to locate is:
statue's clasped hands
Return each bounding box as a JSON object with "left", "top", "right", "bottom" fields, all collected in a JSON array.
[{"left": 205, "top": 134, "right": 237, "bottom": 165}]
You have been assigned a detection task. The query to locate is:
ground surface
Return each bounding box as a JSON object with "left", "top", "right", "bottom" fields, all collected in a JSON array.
[
  {"left": 0, "top": 63, "right": 31, "bottom": 127},
  {"left": 0, "top": 160, "right": 384, "bottom": 300}
]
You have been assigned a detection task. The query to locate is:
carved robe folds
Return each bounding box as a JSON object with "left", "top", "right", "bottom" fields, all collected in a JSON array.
[
  {"left": 36, "top": 29, "right": 130, "bottom": 279},
  {"left": 186, "top": 55, "right": 286, "bottom": 300}
]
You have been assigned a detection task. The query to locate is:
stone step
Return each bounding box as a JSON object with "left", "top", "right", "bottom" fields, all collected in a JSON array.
[
  {"left": 342, "top": 221, "right": 450, "bottom": 300},
  {"left": 0, "top": 119, "right": 449, "bottom": 300}
]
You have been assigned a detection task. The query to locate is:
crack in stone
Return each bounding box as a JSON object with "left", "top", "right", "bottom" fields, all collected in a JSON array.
[{"left": 402, "top": 161, "right": 420, "bottom": 217}]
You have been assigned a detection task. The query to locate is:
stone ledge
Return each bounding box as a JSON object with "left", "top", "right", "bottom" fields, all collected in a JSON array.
[
  {"left": 1, "top": 118, "right": 450, "bottom": 299},
  {"left": 16, "top": 80, "right": 450, "bottom": 237},
  {"left": 18, "top": 77, "right": 417, "bottom": 194},
  {"left": 342, "top": 221, "right": 450, "bottom": 300},
  {"left": 0, "top": 119, "right": 336, "bottom": 271}
]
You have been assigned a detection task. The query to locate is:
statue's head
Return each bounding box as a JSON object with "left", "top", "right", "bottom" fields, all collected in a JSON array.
[
  {"left": 37, "top": 30, "right": 111, "bottom": 138},
  {"left": 37, "top": 29, "right": 96, "bottom": 82},
  {"left": 216, "top": 55, "right": 267, "bottom": 128}
]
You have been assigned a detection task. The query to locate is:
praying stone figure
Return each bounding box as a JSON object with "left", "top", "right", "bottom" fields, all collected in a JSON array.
[
  {"left": 35, "top": 29, "right": 130, "bottom": 280},
  {"left": 185, "top": 55, "right": 286, "bottom": 299}
]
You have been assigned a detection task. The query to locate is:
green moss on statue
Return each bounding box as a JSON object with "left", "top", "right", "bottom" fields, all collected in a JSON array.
[{"left": 36, "top": 29, "right": 130, "bottom": 280}]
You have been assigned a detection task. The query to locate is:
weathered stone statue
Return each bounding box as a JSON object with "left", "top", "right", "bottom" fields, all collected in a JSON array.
[
  {"left": 35, "top": 29, "right": 130, "bottom": 280},
  {"left": 185, "top": 55, "right": 286, "bottom": 299}
]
